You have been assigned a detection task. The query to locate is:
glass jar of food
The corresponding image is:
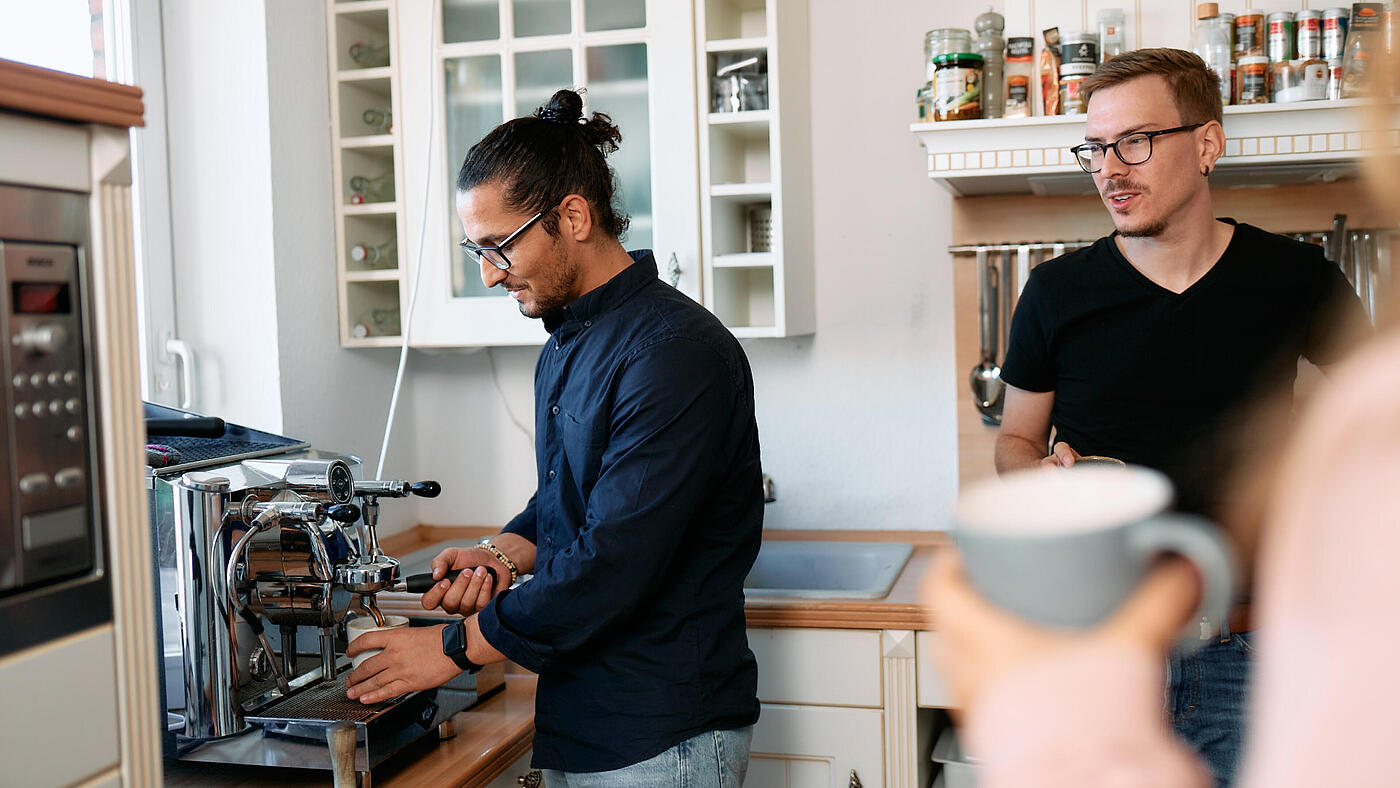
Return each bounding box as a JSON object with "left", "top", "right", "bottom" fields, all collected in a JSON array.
[
  {"left": 932, "top": 52, "right": 983, "bottom": 121},
  {"left": 925, "top": 28, "right": 973, "bottom": 81}
]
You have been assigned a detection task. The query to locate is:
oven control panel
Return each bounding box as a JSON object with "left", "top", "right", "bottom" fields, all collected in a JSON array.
[{"left": 0, "top": 241, "right": 95, "bottom": 594}]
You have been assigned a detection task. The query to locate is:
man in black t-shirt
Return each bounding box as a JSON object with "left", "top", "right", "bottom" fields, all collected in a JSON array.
[{"left": 996, "top": 49, "right": 1366, "bottom": 787}]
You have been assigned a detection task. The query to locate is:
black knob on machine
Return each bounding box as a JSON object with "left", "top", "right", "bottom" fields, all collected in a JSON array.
[
  {"left": 326, "top": 503, "right": 361, "bottom": 523},
  {"left": 409, "top": 481, "right": 441, "bottom": 498}
]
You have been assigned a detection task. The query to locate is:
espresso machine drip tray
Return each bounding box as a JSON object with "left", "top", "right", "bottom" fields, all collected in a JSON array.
[{"left": 253, "top": 676, "right": 398, "bottom": 724}]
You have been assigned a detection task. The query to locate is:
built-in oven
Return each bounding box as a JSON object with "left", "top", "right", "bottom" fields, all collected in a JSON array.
[{"left": 0, "top": 183, "right": 111, "bottom": 658}]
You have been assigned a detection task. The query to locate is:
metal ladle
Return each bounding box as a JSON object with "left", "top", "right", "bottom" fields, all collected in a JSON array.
[{"left": 969, "top": 249, "right": 1005, "bottom": 424}]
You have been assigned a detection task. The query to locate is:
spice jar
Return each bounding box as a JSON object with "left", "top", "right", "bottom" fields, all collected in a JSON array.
[
  {"left": 1236, "top": 55, "right": 1271, "bottom": 104},
  {"left": 1059, "top": 62, "right": 1095, "bottom": 114},
  {"left": 925, "top": 29, "right": 973, "bottom": 81},
  {"left": 1271, "top": 58, "right": 1328, "bottom": 102},
  {"left": 933, "top": 52, "right": 984, "bottom": 121},
  {"left": 1235, "top": 12, "right": 1266, "bottom": 58}
]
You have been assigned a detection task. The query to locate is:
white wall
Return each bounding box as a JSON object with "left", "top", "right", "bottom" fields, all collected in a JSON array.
[{"left": 162, "top": 3, "right": 284, "bottom": 432}]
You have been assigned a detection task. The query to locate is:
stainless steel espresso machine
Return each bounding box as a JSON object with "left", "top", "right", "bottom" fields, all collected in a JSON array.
[{"left": 146, "top": 403, "right": 501, "bottom": 783}]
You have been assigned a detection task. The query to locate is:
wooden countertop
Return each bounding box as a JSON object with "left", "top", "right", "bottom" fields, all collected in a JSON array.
[
  {"left": 381, "top": 525, "right": 943, "bottom": 631},
  {"left": 163, "top": 674, "right": 537, "bottom": 788},
  {"left": 0, "top": 58, "right": 144, "bottom": 128}
]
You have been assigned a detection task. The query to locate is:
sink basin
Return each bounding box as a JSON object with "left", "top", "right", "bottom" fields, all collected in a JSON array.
[
  {"left": 393, "top": 538, "right": 915, "bottom": 600},
  {"left": 743, "top": 541, "right": 914, "bottom": 599}
]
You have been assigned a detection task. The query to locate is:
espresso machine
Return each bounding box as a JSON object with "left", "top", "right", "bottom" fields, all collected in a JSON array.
[{"left": 146, "top": 403, "right": 500, "bottom": 783}]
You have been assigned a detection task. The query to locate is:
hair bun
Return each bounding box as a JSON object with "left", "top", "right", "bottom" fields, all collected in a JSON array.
[{"left": 537, "top": 89, "right": 585, "bottom": 125}]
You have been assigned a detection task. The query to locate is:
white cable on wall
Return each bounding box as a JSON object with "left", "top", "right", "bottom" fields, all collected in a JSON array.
[{"left": 375, "top": 5, "right": 438, "bottom": 479}]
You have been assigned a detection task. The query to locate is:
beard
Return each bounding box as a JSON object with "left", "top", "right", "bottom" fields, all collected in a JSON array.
[
  {"left": 1118, "top": 220, "right": 1169, "bottom": 238},
  {"left": 512, "top": 234, "right": 580, "bottom": 319},
  {"left": 1101, "top": 177, "right": 1168, "bottom": 238}
]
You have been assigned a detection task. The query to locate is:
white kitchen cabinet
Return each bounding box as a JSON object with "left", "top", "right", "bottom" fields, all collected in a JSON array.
[
  {"left": 751, "top": 704, "right": 885, "bottom": 788},
  {"left": 748, "top": 627, "right": 933, "bottom": 788},
  {"left": 327, "top": 0, "right": 411, "bottom": 348},
  {"left": 915, "top": 631, "right": 953, "bottom": 709},
  {"left": 696, "top": 0, "right": 814, "bottom": 337},
  {"left": 393, "top": 0, "right": 701, "bottom": 347}
]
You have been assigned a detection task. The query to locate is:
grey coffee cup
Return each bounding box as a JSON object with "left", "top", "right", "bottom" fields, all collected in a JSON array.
[{"left": 954, "top": 466, "right": 1236, "bottom": 651}]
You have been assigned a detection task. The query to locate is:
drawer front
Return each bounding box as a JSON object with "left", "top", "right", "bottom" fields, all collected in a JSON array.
[{"left": 749, "top": 627, "right": 882, "bottom": 707}]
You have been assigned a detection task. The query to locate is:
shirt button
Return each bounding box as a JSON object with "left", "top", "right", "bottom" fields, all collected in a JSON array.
[
  {"left": 547, "top": 469, "right": 557, "bottom": 480},
  {"left": 551, "top": 405, "right": 560, "bottom": 415},
  {"left": 583, "top": 319, "right": 592, "bottom": 327}
]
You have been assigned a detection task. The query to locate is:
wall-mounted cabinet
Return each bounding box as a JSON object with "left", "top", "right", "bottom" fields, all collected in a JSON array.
[
  {"left": 394, "top": 0, "right": 700, "bottom": 347},
  {"left": 697, "top": 0, "right": 813, "bottom": 338},
  {"left": 328, "top": 0, "right": 406, "bottom": 347},
  {"left": 328, "top": 0, "right": 818, "bottom": 347}
]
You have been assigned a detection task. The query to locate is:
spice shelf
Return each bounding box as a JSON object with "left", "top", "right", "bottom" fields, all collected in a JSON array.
[{"left": 911, "top": 98, "right": 1397, "bottom": 197}]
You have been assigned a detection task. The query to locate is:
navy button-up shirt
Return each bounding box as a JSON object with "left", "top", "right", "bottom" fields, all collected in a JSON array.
[{"left": 475, "top": 251, "right": 763, "bottom": 772}]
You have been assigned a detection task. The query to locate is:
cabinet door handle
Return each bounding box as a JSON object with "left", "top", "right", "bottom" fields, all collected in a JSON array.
[
  {"left": 666, "top": 252, "right": 682, "bottom": 287},
  {"left": 848, "top": 769, "right": 863, "bottom": 788},
  {"left": 164, "top": 337, "right": 195, "bottom": 409}
]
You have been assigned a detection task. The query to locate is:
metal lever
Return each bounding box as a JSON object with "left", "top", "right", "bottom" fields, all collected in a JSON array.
[
  {"left": 353, "top": 479, "right": 442, "bottom": 498},
  {"left": 326, "top": 504, "right": 361, "bottom": 523}
]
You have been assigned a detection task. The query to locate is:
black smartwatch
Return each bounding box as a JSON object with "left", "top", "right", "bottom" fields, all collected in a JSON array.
[{"left": 441, "top": 619, "right": 484, "bottom": 674}]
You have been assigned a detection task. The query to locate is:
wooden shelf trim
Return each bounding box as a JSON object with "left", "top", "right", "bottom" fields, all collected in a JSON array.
[{"left": 0, "top": 59, "right": 144, "bottom": 128}]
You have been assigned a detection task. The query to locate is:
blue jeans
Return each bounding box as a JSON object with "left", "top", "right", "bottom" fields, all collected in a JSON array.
[
  {"left": 541, "top": 726, "right": 753, "bottom": 787},
  {"left": 1166, "top": 632, "right": 1253, "bottom": 787}
]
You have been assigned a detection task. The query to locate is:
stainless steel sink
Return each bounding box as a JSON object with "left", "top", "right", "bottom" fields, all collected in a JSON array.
[{"left": 743, "top": 541, "right": 914, "bottom": 599}]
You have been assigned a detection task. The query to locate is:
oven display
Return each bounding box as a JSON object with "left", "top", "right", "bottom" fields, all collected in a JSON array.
[{"left": 12, "top": 282, "right": 71, "bottom": 314}]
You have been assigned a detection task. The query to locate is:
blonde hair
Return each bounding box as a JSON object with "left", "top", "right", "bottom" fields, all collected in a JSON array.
[{"left": 1081, "top": 48, "right": 1223, "bottom": 125}]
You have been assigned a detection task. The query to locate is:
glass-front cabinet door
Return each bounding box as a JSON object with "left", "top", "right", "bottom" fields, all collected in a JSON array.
[{"left": 397, "top": 0, "right": 698, "bottom": 347}]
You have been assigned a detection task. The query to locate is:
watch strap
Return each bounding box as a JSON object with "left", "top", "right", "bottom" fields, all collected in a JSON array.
[{"left": 441, "top": 619, "right": 484, "bottom": 674}]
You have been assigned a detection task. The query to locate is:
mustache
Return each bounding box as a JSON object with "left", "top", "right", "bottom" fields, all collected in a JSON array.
[{"left": 1101, "top": 179, "right": 1148, "bottom": 195}]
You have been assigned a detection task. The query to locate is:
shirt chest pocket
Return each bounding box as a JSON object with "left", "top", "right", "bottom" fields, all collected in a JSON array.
[{"left": 558, "top": 407, "right": 608, "bottom": 496}]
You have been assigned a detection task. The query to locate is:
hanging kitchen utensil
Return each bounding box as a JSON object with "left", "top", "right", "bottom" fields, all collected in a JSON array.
[{"left": 969, "top": 248, "right": 1005, "bottom": 425}]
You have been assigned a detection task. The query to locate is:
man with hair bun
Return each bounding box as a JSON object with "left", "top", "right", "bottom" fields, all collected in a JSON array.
[
  {"left": 993, "top": 48, "right": 1367, "bottom": 786},
  {"left": 345, "top": 88, "right": 761, "bottom": 785}
]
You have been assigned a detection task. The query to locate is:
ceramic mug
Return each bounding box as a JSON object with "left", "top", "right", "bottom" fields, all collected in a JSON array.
[
  {"left": 953, "top": 465, "right": 1236, "bottom": 651},
  {"left": 346, "top": 614, "right": 409, "bottom": 669}
]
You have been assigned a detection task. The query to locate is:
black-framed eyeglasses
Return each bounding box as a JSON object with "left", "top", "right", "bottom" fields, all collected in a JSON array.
[
  {"left": 459, "top": 208, "right": 550, "bottom": 271},
  {"left": 1068, "top": 123, "right": 1205, "bottom": 173}
]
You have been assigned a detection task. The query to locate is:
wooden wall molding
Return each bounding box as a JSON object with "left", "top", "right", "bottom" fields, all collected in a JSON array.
[{"left": 0, "top": 59, "right": 144, "bottom": 129}]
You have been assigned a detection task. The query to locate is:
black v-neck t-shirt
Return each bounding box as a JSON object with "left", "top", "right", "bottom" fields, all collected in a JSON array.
[{"left": 1002, "top": 219, "right": 1367, "bottom": 515}]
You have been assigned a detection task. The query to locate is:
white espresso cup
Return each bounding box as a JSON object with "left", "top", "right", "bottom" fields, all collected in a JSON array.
[{"left": 346, "top": 614, "right": 409, "bottom": 669}]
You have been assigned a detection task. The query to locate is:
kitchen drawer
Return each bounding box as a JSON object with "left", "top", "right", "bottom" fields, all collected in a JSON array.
[
  {"left": 916, "top": 631, "right": 954, "bottom": 708},
  {"left": 749, "top": 627, "right": 882, "bottom": 707}
]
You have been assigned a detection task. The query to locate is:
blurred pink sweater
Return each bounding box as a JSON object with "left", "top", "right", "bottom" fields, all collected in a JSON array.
[{"left": 964, "top": 329, "right": 1400, "bottom": 787}]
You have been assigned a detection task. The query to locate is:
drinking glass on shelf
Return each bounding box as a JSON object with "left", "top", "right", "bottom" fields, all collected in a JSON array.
[
  {"left": 348, "top": 174, "right": 392, "bottom": 205},
  {"left": 350, "top": 307, "right": 400, "bottom": 339},
  {"left": 361, "top": 107, "right": 393, "bottom": 135},
  {"left": 348, "top": 40, "right": 390, "bottom": 68},
  {"left": 350, "top": 237, "right": 397, "bottom": 268}
]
